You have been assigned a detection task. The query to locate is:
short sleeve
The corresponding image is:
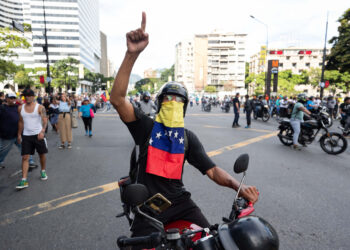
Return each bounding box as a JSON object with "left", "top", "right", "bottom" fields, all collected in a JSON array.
[
  {"left": 186, "top": 129, "right": 216, "bottom": 175},
  {"left": 123, "top": 107, "right": 154, "bottom": 145}
]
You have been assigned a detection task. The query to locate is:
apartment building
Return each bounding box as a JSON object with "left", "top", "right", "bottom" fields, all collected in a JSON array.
[
  {"left": 0, "top": 0, "right": 101, "bottom": 72},
  {"left": 175, "top": 31, "right": 247, "bottom": 94},
  {"left": 249, "top": 47, "right": 330, "bottom": 75}
]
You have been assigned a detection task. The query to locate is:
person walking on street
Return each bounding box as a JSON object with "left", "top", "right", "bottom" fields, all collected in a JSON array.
[
  {"left": 327, "top": 96, "right": 336, "bottom": 119},
  {"left": 58, "top": 93, "right": 72, "bottom": 149},
  {"left": 232, "top": 93, "right": 240, "bottom": 127},
  {"left": 79, "top": 99, "right": 95, "bottom": 137},
  {"left": 243, "top": 95, "right": 253, "bottom": 128},
  {"left": 48, "top": 98, "right": 59, "bottom": 132},
  {"left": 0, "top": 93, "right": 36, "bottom": 169},
  {"left": 16, "top": 89, "right": 48, "bottom": 189}
]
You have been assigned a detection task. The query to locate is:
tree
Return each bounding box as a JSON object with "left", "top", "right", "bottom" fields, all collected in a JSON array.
[
  {"left": 326, "top": 8, "right": 350, "bottom": 73},
  {"left": 0, "top": 27, "right": 30, "bottom": 82},
  {"left": 204, "top": 85, "right": 216, "bottom": 93},
  {"left": 14, "top": 66, "right": 35, "bottom": 88},
  {"left": 52, "top": 57, "right": 79, "bottom": 90},
  {"left": 159, "top": 65, "right": 174, "bottom": 82}
]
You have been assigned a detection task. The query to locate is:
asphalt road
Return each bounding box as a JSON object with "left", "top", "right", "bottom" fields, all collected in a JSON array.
[{"left": 0, "top": 104, "right": 349, "bottom": 250}]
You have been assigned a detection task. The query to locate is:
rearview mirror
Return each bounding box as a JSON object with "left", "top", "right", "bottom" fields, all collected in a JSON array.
[
  {"left": 122, "top": 184, "right": 149, "bottom": 206},
  {"left": 233, "top": 154, "right": 249, "bottom": 174}
]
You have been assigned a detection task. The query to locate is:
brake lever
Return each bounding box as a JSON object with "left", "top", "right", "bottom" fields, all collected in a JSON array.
[{"left": 238, "top": 202, "right": 255, "bottom": 218}]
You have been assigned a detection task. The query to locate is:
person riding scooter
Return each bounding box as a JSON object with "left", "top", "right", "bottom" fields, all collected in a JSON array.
[{"left": 110, "top": 12, "right": 259, "bottom": 239}]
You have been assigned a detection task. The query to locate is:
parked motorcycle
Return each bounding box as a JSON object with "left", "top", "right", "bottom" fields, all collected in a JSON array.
[
  {"left": 203, "top": 103, "right": 211, "bottom": 112},
  {"left": 277, "top": 113, "right": 347, "bottom": 155},
  {"left": 116, "top": 154, "right": 279, "bottom": 250},
  {"left": 221, "top": 101, "right": 230, "bottom": 113},
  {"left": 254, "top": 105, "right": 270, "bottom": 122}
]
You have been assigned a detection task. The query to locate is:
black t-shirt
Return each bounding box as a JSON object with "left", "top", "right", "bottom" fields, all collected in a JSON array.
[
  {"left": 340, "top": 103, "right": 350, "bottom": 115},
  {"left": 0, "top": 104, "right": 19, "bottom": 139},
  {"left": 124, "top": 108, "right": 216, "bottom": 204},
  {"left": 233, "top": 97, "right": 240, "bottom": 111}
]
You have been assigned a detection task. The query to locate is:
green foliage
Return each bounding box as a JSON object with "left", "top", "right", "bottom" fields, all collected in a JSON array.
[
  {"left": 14, "top": 67, "right": 35, "bottom": 87},
  {"left": 128, "top": 89, "right": 138, "bottom": 96},
  {"left": 135, "top": 78, "right": 161, "bottom": 94},
  {"left": 204, "top": 85, "right": 217, "bottom": 93},
  {"left": 326, "top": 8, "right": 350, "bottom": 73},
  {"left": 159, "top": 65, "right": 174, "bottom": 82},
  {"left": 0, "top": 27, "right": 30, "bottom": 82},
  {"left": 51, "top": 57, "right": 79, "bottom": 90}
]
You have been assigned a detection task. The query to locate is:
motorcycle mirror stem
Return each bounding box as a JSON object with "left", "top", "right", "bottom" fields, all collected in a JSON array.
[{"left": 233, "top": 172, "right": 246, "bottom": 210}]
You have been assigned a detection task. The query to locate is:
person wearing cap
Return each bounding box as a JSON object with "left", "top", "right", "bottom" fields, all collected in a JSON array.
[
  {"left": 16, "top": 89, "right": 48, "bottom": 189},
  {"left": 58, "top": 93, "right": 73, "bottom": 149},
  {"left": 0, "top": 93, "right": 36, "bottom": 169}
]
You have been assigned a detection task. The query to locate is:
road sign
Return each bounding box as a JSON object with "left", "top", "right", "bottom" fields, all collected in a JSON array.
[
  {"left": 319, "top": 82, "right": 325, "bottom": 88},
  {"left": 325, "top": 80, "right": 329, "bottom": 88},
  {"left": 46, "top": 77, "right": 52, "bottom": 83},
  {"left": 271, "top": 67, "right": 278, "bottom": 74}
]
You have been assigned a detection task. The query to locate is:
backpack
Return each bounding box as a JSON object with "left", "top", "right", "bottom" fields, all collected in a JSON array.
[{"left": 129, "top": 129, "right": 189, "bottom": 183}]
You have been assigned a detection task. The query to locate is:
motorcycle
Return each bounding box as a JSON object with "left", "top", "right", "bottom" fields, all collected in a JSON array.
[
  {"left": 116, "top": 154, "right": 279, "bottom": 250},
  {"left": 203, "top": 103, "right": 211, "bottom": 112},
  {"left": 277, "top": 113, "right": 348, "bottom": 155},
  {"left": 312, "top": 106, "right": 332, "bottom": 128},
  {"left": 253, "top": 105, "right": 270, "bottom": 122},
  {"left": 221, "top": 101, "right": 230, "bottom": 113}
]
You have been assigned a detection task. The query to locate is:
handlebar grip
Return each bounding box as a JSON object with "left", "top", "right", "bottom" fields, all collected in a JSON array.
[
  {"left": 117, "top": 232, "right": 161, "bottom": 248},
  {"left": 238, "top": 202, "right": 255, "bottom": 218}
]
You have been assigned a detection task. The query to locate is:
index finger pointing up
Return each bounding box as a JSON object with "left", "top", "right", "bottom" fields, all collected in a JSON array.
[{"left": 141, "top": 12, "right": 146, "bottom": 32}]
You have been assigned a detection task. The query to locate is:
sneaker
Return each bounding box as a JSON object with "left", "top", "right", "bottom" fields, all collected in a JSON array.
[
  {"left": 291, "top": 145, "right": 302, "bottom": 151},
  {"left": 16, "top": 179, "right": 29, "bottom": 189},
  {"left": 245, "top": 125, "right": 250, "bottom": 128},
  {"left": 67, "top": 144, "right": 72, "bottom": 149},
  {"left": 29, "top": 162, "right": 38, "bottom": 169},
  {"left": 89, "top": 131, "right": 92, "bottom": 137},
  {"left": 58, "top": 144, "right": 65, "bottom": 149},
  {"left": 0, "top": 162, "right": 5, "bottom": 169},
  {"left": 85, "top": 131, "right": 88, "bottom": 136},
  {"left": 40, "top": 170, "right": 48, "bottom": 180}
]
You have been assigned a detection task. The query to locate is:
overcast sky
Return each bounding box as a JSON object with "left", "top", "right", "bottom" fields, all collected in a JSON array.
[{"left": 99, "top": 0, "right": 349, "bottom": 76}]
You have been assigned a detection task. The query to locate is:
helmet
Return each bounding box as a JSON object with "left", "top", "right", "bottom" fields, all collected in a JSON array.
[
  {"left": 297, "top": 93, "right": 307, "bottom": 104},
  {"left": 156, "top": 81, "right": 189, "bottom": 116},
  {"left": 142, "top": 91, "right": 151, "bottom": 102},
  {"left": 218, "top": 216, "right": 279, "bottom": 250}
]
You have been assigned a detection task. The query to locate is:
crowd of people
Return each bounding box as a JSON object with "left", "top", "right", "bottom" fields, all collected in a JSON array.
[{"left": 0, "top": 90, "right": 107, "bottom": 189}]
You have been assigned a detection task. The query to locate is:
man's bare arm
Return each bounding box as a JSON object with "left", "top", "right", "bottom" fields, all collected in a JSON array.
[
  {"left": 206, "top": 166, "right": 259, "bottom": 204},
  {"left": 40, "top": 105, "right": 48, "bottom": 132},
  {"left": 110, "top": 12, "right": 149, "bottom": 123}
]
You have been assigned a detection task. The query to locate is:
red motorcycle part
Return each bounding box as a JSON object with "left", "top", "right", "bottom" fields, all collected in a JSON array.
[
  {"left": 238, "top": 202, "right": 255, "bottom": 218},
  {"left": 164, "top": 220, "right": 203, "bottom": 242}
]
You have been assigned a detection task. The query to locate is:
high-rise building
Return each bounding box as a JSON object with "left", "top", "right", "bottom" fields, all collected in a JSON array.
[
  {"left": 249, "top": 47, "right": 330, "bottom": 75},
  {"left": 100, "top": 31, "right": 108, "bottom": 77},
  {"left": 0, "top": 0, "right": 101, "bottom": 72},
  {"left": 175, "top": 31, "right": 247, "bottom": 94}
]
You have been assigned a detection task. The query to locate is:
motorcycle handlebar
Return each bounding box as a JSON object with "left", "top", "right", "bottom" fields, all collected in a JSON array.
[{"left": 117, "top": 232, "right": 162, "bottom": 248}]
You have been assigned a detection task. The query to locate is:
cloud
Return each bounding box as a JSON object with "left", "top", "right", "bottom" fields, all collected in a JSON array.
[{"left": 99, "top": 0, "right": 349, "bottom": 76}]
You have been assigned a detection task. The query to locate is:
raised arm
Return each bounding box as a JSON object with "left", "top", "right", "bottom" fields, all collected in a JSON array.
[{"left": 110, "top": 12, "right": 149, "bottom": 123}]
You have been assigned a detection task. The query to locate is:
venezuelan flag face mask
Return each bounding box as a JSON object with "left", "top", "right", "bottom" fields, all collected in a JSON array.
[{"left": 146, "top": 101, "right": 185, "bottom": 180}]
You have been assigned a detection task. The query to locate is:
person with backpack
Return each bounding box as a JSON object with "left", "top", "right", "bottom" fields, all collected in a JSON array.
[{"left": 110, "top": 12, "right": 258, "bottom": 238}]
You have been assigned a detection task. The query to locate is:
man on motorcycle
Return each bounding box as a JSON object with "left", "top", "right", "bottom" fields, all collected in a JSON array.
[
  {"left": 290, "top": 93, "right": 312, "bottom": 150},
  {"left": 306, "top": 96, "right": 317, "bottom": 113},
  {"left": 110, "top": 12, "right": 258, "bottom": 238},
  {"left": 339, "top": 97, "right": 350, "bottom": 135},
  {"left": 138, "top": 91, "right": 156, "bottom": 117}
]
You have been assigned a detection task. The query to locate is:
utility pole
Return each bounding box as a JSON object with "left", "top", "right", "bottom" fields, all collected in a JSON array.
[
  {"left": 320, "top": 12, "right": 329, "bottom": 99},
  {"left": 42, "top": 0, "right": 51, "bottom": 94}
]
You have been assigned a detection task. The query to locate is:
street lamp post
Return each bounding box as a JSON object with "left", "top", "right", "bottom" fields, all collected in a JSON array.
[
  {"left": 320, "top": 12, "right": 329, "bottom": 100},
  {"left": 42, "top": 0, "right": 51, "bottom": 94},
  {"left": 250, "top": 15, "right": 269, "bottom": 95}
]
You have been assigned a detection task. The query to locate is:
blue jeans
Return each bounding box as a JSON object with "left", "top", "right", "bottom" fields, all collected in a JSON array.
[{"left": 0, "top": 138, "right": 34, "bottom": 165}]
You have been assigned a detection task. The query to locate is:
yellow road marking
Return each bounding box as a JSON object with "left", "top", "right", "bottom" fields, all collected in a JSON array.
[
  {"left": 207, "top": 132, "right": 278, "bottom": 157},
  {"left": 203, "top": 125, "right": 274, "bottom": 133},
  {"left": 0, "top": 182, "right": 118, "bottom": 226},
  {"left": 0, "top": 131, "right": 278, "bottom": 226}
]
